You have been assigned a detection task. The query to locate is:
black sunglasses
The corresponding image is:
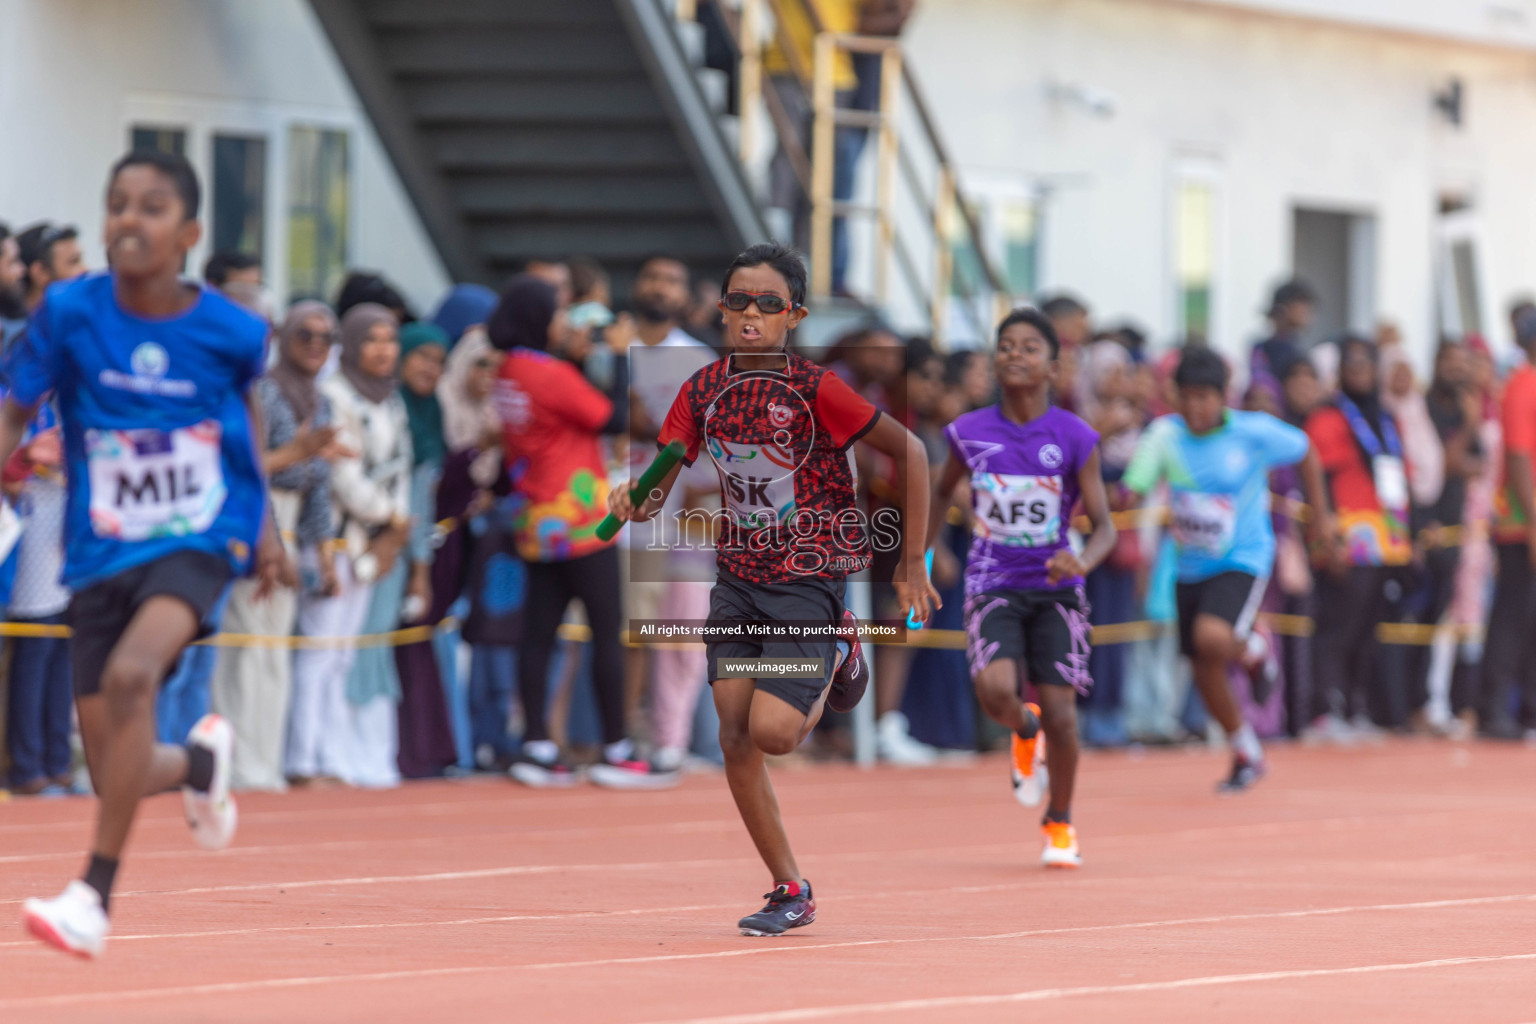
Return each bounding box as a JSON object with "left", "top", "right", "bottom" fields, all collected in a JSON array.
[
  {"left": 721, "top": 291, "right": 796, "bottom": 315},
  {"left": 293, "top": 328, "right": 338, "bottom": 345}
]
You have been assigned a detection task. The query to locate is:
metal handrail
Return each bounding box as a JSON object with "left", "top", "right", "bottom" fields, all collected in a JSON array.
[{"left": 700, "top": 0, "right": 1008, "bottom": 344}]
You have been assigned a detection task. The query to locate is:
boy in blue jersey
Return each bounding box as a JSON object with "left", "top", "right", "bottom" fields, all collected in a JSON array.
[
  {"left": 1123, "top": 347, "right": 1334, "bottom": 791},
  {"left": 5, "top": 151, "right": 283, "bottom": 957}
]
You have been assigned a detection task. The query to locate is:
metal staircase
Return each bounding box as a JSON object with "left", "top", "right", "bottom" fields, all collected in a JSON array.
[
  {"left": 310, "top": 0, "right": 1008, "bottom": 344},
  {"left": 308, "top": 0, "right": 766, "bottom": 290}
]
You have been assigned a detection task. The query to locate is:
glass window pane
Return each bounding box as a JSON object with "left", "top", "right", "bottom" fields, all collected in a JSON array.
[
  {"left": 1000, "top": 200, "right": 1039, "bottom": 297},
  {"left": 1176, "top": 181, "right": 1214, "bottom": 341},
  {"left": 287, "top": 127, "right": 349, "bottom": 303},
  {"left": 212, "top": 135, "right": 266, "bottom": 261},
  {"left": 130, "top": 126, "right": 186, "bottom": 157}
]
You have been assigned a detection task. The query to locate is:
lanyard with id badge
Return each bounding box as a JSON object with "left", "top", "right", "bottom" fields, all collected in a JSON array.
[{"left": 1336, "top": 395, "right": 1408, "bottom": 516}]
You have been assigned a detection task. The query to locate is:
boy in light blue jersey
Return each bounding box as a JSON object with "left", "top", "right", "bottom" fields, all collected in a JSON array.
[
  {"left": 1124, "top": 347, "right": 1333, "bottom": 791},
  {"left": 5, "top": 151, "right": 283, "bottom": 958}
]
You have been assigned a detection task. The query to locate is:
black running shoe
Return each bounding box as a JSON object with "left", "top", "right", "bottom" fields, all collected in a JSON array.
[
  {"left": 737, "top": 881, "right": 816, "bottom": 937},
  {"left": 827, "top": 611, "right": 867, "bottom": 713},
  {"left": 1216, "top": 756, "right": 1267, "bottom": 793},
  {"left": 508, "top": 751, "right": 578, "bottom": 789}
]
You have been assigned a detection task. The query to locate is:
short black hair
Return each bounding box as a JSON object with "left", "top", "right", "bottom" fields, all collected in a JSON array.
[
  {"left": 1280, "top": 356, "right": 1318, "bottom": 382},
  {"left": 995, "top": 306, "right": 1060, "bottom": 358},
  {"left": 335, "top": 270, "right": 416, "bottom": 323},
  {"left": 722, "top": 243, "right": 807, "bottom": 308},
  {"left": 1268, "top": 277, "right": 1317, "bottom": 315},
  {"left": 943, "top": 348, "right": 981, "bottom": 386},
  {"left": 0, "top": 222, "right": 10, "bottom": 248},
  {"left": 203, "top": 250, "right": 260, "bottom": 287},
  {"left": 637, "top": 252, "right": 691, "bottom": 285},
  {"left": 903, "top": 335, "right": 938, "bottom": 374},
  {"left": 568, "top": 257, "right": 608, "bottom": 302},
  {"left": 1174, "top": 345, "right": 1229, "bottom": 392},
  {"left": 16, "top": 222, "right": 79, "bottom": 269},
  {"left": 1038, "top": 293, "right": 1088, "bottom": 321},
  {"left": 109, "top": 149, "right": 200, "bottom": 221}
]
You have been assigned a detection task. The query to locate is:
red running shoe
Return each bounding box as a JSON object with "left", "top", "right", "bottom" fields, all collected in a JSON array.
[{"left": 827, "top": 610, "right": 867, "bottom": 713}]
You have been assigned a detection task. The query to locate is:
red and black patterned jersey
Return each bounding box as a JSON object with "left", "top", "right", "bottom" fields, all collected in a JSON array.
[{"left": 658, "top": 352, "right": 881, "bottom": 583}]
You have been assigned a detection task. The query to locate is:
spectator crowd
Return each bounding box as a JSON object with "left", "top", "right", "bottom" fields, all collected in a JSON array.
[{"left": 0, "top": 210, "right": 1533, "bottom": 799}]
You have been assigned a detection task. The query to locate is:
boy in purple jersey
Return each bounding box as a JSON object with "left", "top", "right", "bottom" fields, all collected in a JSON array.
[{"left": 925, "top": 308, "right": 1116, "bottom": 868}]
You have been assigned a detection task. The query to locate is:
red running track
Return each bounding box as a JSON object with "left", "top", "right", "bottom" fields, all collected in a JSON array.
[{"left": 1, "top": 739, "right": 1534, "bottom": 1023}]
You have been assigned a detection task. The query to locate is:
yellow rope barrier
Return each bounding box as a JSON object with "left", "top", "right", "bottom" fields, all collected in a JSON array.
[{"left": 0, "top": 609, "right": 1471, "bottom": 652}]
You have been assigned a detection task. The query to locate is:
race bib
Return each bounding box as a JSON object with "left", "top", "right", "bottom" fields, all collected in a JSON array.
[
  {"left": 972, "top": 472, "right": 1062, "bottom": 547},
  {"left": 1170, "top": 490, "right": 1236, "bottom": 555},
  {"left": 86, "top": 421, "right": 227, "bottom": 541},
  {"left": 1372, "top": 455, "right": 1408, "bottom": 513},
  {"left": 708, "top": 437, "right": 797, "bottom": 529}
]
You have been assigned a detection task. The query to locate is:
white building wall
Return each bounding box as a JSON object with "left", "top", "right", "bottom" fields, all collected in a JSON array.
[
  {"left": 0, "top": 0, "right": 449, "bottom": 314},
  {"left": 904, "top": 0, "right": 1536, "bottom": 363}
]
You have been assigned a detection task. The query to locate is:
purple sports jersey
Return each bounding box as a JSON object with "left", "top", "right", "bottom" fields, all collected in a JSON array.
[{"left": 945, "top": 405, "right": 1099, "bottom": 595}]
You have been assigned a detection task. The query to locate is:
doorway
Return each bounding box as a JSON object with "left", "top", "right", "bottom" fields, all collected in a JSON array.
[{"left": 1292, "top": 207, "right": 1377, "bottom": 348}]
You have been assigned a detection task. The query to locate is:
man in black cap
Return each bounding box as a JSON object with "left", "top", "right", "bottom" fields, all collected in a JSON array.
[
  {"left": 1249, "top": 278, "right": 1316, "bottom": 405},
  {"left": 16, "top": 222, "right": 85, "bottom": 313}
]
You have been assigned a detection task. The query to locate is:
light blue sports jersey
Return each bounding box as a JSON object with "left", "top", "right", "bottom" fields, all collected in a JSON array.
[
  {"left": 3, "top": 273, "right": 268, "bottom": 589},
  {"left": 1123, "top": 409, "right": 1309, "bottom": 582}
]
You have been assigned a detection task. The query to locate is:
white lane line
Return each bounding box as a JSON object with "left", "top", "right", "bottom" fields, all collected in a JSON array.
[
  {"left": 4, "top": 800, "right": 1518, "bottom": 868},
  {"left": 0, "top": 882, "right": 1528, "bottom": 963},
  {"left": 3, "top": 947, "right": 1532, "bottom": 1012},
  {"left": 633, "top": 954, "right": 1536, "bottom": 1024}
]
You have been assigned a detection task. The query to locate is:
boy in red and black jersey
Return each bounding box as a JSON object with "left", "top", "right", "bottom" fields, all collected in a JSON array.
[{"left": 609, "top": 244, "right": 939, "bottom": 937}]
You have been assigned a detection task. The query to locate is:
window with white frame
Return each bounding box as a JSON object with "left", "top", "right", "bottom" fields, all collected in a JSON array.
[
  {"left": 130, "top": 125, "right": 187, "bottom": 157},
  {"left": 1172, "top": 158, "right": 1222, "bottom": 345},
  {"left": 211, "top": 134, "right": 267, "bottom": 264},
  {"left": 287, "top": 126, "right": 350, "bottom": 303}
]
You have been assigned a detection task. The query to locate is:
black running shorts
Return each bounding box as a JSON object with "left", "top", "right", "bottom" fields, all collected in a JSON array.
[
  {"left": 705, "top": 569, "right": 846, "bottom": 715},
  {"left": 963, "top": 587, "right": 1093, "bottom": 694},
  {"left": 68, "top": 550, "right": 233, "bottom": 697},
  {"left": 1174, "top": 570, "right": 1267, "bottom": 658}
]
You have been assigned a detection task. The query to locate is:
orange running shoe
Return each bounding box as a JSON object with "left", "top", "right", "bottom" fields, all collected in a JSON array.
[
  {"left": 1041, "top": 821, "right": 1081, "bottom": 868},
  {"left": 1010, "top": 703, "right": 1046, "bottom": 807}
]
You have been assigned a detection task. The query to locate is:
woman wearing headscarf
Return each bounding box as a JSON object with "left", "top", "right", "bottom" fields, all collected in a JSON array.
[
  {"left": 437, "top": 328, "right": 517, "bottom": 767},
  {"left": 1449, "top": 335, "right": 1501, "bottom": 736},
  {"left": 489, "top": 274, "right": 667, "bottom": 788},
  {"left": 211, "top": 302, "right": 345, "bottom": 791},
  {"left": 431, "top": 283, "right": 498, "bottom": 350},
  {"left": 1073, "top": 340, "right": 1142, "bottom": 747},
  {"left": 1304, "top": 336, "right": 1413, "bottom": 741},
  {"left": 287, "top": 303, "right": 412, "bottom": 788},
  {"left": 389, "top": 322, "right": 459, "bottom": 778}
]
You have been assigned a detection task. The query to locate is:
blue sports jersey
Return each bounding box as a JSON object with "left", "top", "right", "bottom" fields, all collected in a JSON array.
[
  {"left": 3, "top": 273, "right": 268, "bottom": 589},
  {"left": 1122, "top": 409, "right": 1309, "bottom": 582}
]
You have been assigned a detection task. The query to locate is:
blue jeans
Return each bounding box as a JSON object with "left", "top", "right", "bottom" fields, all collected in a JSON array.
[
  {"left": 156, "top": 585, "right": 232, "bottom": 743},
  {"left": 469, "top": 645, "right": 517, "bottom": 761},
  {"left": 6, "top": 614, "right": 72, "bottom": 787}
]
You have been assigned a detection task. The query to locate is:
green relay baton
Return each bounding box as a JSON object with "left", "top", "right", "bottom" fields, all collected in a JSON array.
[{"left": 596, "top": 440, "right": 687, "bottom": 542}]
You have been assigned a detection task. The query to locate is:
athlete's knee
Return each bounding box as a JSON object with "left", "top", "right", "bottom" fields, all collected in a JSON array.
[
  {"left": 718, "top": 720, "right": 755, "bottom": 762},
  {"left": 99, "top": 656, "right": 160, "bottom": 723},
  {"left": 1192, "top": 617, "right": 1236, "bottom": 661},
  {"left": 1037, "top": 690, "right": 1078, "bottom": 740},
  {"left": 973, "top": 665, "right": 1016, "bottom": 715},
  {"left": 749, "top": 721, "right": 799, "bottom": 757}
]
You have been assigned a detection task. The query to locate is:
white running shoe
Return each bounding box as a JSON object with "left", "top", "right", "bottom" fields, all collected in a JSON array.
[
  {"left": 588, "top": 758, "right": 680, "bottom": 790},
  {"left": 1041, "top": 822, "right": 1082, "bottom": 868},
  {"left": 183, "top": 714, "right": 238, "bottom": 851},
  {"left": 1012, "top": 730, "right": 1049, "bottom": 808},
  {"left": 877, "top": 711, "right": 937, "bottom": 766},
  {"left": 22, "top": 880, "right": 110, "bottom": 959}
]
